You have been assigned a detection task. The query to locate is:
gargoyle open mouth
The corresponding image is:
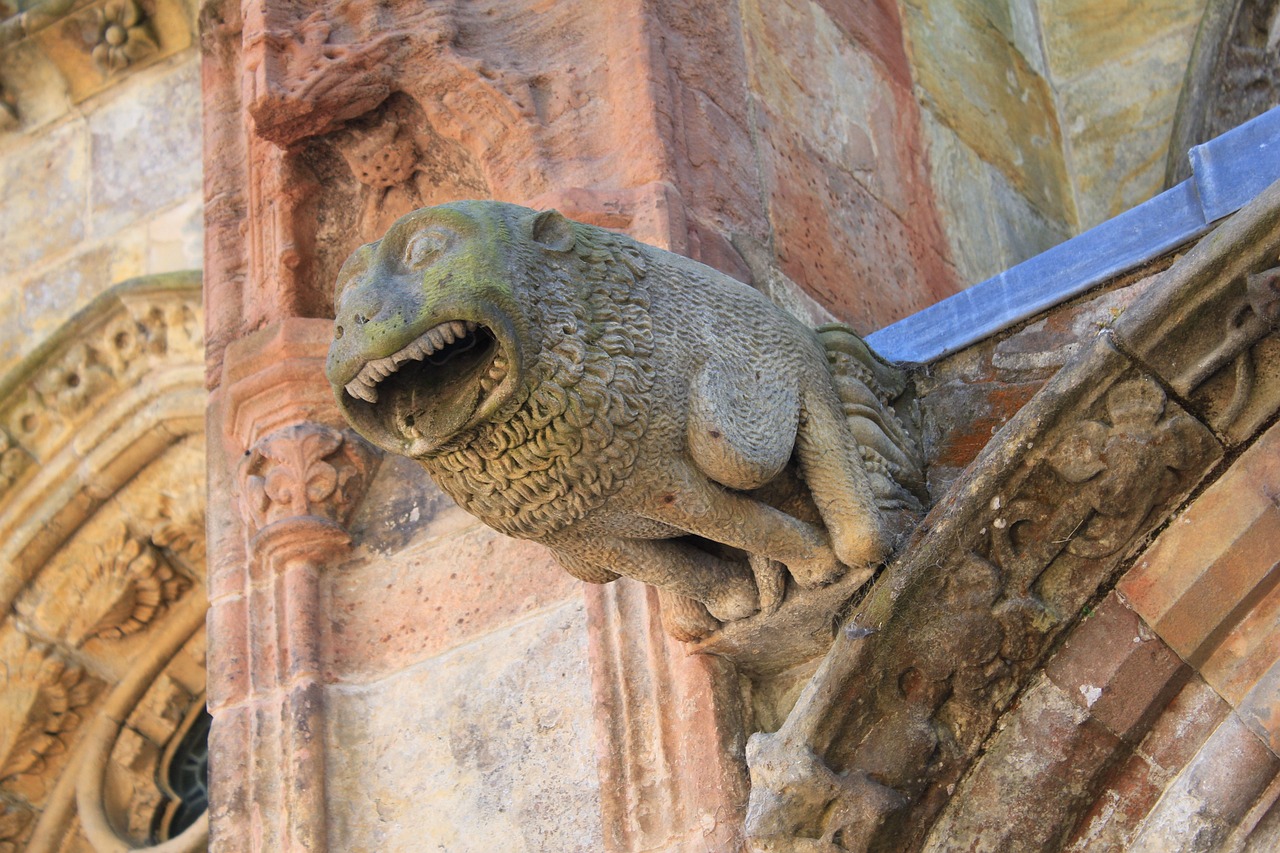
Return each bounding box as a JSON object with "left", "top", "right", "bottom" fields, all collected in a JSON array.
[{"left": 341, "top": 320, "right": 508, "bottom": 450}]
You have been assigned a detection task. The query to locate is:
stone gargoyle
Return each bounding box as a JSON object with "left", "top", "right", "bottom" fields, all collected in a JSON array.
[{"left": 325, "top": 201, "right": 926, "bottom": 640}]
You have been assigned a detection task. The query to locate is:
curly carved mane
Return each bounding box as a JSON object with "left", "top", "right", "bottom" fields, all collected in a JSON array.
[{"left": 424, "top": 227, "right": 655, "bottom": 540}]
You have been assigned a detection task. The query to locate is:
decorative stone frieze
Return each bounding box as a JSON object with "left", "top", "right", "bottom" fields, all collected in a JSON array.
[
  {"left": 0, "top": 0, "right": 192, "bottom": 106},
  {"left": 0, "top": 274, "right": 208, "bottom": 851},
  {"left": 0, "top": 277, "right": 201, "bottom": 474}
]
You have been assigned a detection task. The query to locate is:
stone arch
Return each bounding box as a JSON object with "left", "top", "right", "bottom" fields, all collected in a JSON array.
[{"left": 0, "top": 272, "right": 209, "bottom": 852}]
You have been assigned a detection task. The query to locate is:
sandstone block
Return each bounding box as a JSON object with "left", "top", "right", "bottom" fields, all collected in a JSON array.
[
  {"left": 0, "top": 119, "right": 87, "bottom": 279},
  {"left": 325, "top": 600, "right": 602, "bottom": 852},
  {"left": 88, "top": 57, "right": 201, "bottom": 239}
]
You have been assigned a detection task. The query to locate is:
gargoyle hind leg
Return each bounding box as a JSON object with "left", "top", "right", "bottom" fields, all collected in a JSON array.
[
  {"left": 642, "top": 464, "right": 844, "bottom": 593},
  {"left": 795, "top": 384, "right": 891, "bottom": 582},
  {"left": 544, "top": 532, "right": 760, "bottom": 624}
]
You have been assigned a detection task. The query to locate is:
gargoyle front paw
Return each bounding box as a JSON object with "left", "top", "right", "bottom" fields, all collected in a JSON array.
[
  {"left": 749, "top": 555, "right": 786, "bottom": 616},
  {"left": 831, "top": 520, "right": 892, "bottom": 573},
  {"left": 704, "top": 575, "right": 760, "bottom": 622},
  {"left": 788, "top": 548, "right": 844, "bottom": 589}
]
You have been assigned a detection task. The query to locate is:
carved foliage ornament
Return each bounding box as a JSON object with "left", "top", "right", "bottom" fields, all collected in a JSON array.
[
  {"left": 70, "top": 530, "right": 188, "bottom": 645},
  {"left": 0, "top": 800, "right": 31, "bottom": 853},
  {"left": 325, "top": 201, "right": 925, "bottom": 641},
  {"left": 0, "top": 633, "right": 96, "bottom": 784},
  {"left": 239, "top": 422, "right": 375, "bottom": 534},
  {"left": 744, "top": 363, "right": 1218, "bottom": 850}
]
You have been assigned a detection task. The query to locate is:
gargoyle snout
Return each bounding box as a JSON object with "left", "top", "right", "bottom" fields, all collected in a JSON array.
[{"left": 329, "top": 279, "right": 424, "bottom": 383}]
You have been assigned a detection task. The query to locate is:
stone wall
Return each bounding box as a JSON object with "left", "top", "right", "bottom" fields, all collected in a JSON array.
[
  {"left": 906, "top": 0, "right": 1207, "bottom": 284},
  {"left": 0, "top": 0, "right": 202, "bottom": 376}
]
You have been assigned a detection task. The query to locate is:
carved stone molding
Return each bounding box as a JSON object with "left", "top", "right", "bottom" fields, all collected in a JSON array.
[
  {"left": 0, "top": 273, "right": 208, "bottom": 851},
  {"left": 212, "top": 316, "right": 379, "bottom": 853},
  {"left": 1168, "top": 0, "right": 1280, "bottom": 185},
  {"left": 0, "top": 274, "right": 202, "bottom": 486},
  {"left": 743, "top": 175, "right": 1280, "bottom": 851},
  {"left": 16, "top": 527, "right": 189, "bottom": 647}
]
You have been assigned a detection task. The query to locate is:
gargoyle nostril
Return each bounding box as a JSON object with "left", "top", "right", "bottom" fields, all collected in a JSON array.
[
  {"left": 354, "top": 314, "right": 369, "bottom": 325},
  {"left": 335, "top": 325, "right": 344, "bottom": 340}
]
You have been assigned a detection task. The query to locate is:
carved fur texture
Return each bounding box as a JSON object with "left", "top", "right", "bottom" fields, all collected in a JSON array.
[{"left": 326, "top": 201, "right": 924, "bottom": 640}]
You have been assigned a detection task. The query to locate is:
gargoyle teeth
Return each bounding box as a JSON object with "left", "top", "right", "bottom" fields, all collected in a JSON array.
[{"left": 342, "top": 320, "right": 497, "bottom": 406}]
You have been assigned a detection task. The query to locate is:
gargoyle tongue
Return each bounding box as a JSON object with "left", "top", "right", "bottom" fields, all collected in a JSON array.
[{"left": 371, "top": 323, "right": 500, "bottom": 456}]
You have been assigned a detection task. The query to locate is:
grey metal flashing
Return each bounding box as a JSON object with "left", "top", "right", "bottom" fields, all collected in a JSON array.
[{"left": 867, "top": 106, "right": 1280, "bottom": 364}]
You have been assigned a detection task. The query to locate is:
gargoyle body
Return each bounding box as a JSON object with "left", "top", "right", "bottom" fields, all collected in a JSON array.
[{"left": 326, "top": 201, "right": 923, "bottom": 640}]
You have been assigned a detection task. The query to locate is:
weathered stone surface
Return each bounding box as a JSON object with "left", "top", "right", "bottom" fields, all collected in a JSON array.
[
  {"left": 88, "top": 58, "right": 201, "bottom": 238},
  {"left": 1045, "top": 593, "right": 1187, "bottom": 740},
  {"left": 920, "top": 109, "right": 1071, "bottom": 285},
  {"left": 325, "top": 600, "right": 603, "bottom": 852},
  {"left": 1055, "top": 23, "right": 1202, "bottom": 228},
  {"left": 1065, "top": 676, "right": 1230, "bottom": 851},
  {"left": 328, "top": 523, "right": 581, "bottom": 680},
  {"left": 0, "top": 119, "right": 86, "bottom": 279},
  {"left": 902, "top": 0, "right": 1074, "bottom": 227},
  {"left": 921, "top": 676, "right": 1123, "bottom": 852},
  {"left": 1128, "top": 712, "right": 1279, "bottom": 852},
  {"left": 1037, "top": 0, "right": 1205, "bottom": 83},
  {"left": 743, "top": 0, "right": 959, "bottom": 327}
]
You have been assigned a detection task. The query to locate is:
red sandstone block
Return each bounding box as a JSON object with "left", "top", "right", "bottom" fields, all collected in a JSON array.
[
  {"left": 815, "top": 0, "right": 911, "bottom": 88},
  {"left": 1238, "top": 659, "right": 1280, "bottom": 757},
  {"left": 247, "top": 581, "right": 280, "bottom": 695},
  {"left": 326, "top": 526, "right": 582, "bottom": 680},
  {"left": 1120, "top": 421, "right": 1280, "bottom": 644},
  {"left": 277, "top": 561, "right": 323, "bottom": 685},
  {"left": 1046, "top": 592, "right": 1186, "bottom": 740},
  {"left": 1137, "top": 676, "right": 1231, "bottom": 772},
  {"left": 206, "top": 594, "right": 250, "bottom": 712},
  {"left": 207, "top": 703, "right": 251, "bottom": 830},
  {"left": 1203, "top": 575, "right": 1280, "bottom": 706},
  {"left": 1155, "top": 503, "right": 1280, "bottom": 664}
]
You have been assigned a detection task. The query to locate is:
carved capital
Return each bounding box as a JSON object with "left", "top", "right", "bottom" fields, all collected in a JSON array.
[{"left": 238, "top": 422, "right": 375, "bottom": 541}]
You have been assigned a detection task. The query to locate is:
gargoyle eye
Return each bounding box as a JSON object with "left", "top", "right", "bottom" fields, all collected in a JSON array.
[{"left": 403, "top": 228, "right": 450, "bottom": 269}]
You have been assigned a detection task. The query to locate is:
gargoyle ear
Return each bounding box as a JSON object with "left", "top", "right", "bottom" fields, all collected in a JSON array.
[{"left": 529, "top": 209, "right": 576, "bottom": 252}]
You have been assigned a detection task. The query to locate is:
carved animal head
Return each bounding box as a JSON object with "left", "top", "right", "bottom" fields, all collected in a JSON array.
[{"left": 325, "top": 201, "right": 588, "bottom": 459}]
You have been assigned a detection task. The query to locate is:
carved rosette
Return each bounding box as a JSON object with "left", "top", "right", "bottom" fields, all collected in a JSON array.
[
  {"left": 239, "top": 422, "right": 375, "bottom": 539},
  {"left": 0, "top": 428, "right": 31, "bottom": 495},
  {"left": 85, "top": 0, "right": 159, "bottom": 77},
  {"left": 0, "top": 633, "right": 96, "bottom": 785}
]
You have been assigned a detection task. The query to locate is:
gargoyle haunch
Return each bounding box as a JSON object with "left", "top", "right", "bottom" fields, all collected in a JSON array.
[{"left": 325, "top": 201, "right": 925, "bottom": 640}]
